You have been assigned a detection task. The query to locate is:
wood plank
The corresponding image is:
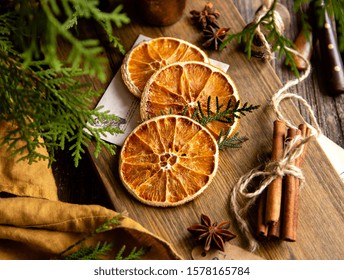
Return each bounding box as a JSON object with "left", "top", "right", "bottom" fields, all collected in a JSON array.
[{"left": 85, "top": 0, "right": 344, "bottom": 259}]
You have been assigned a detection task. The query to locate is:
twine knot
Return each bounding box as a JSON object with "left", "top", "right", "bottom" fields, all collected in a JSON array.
[
  {"left": 268, "top": 160, "right": 286, "bottom": 177},
  {"left": 265, "top": 135, "right": 306, "bottom": 182},
  {"left": 230, "top": 133, "right": 309, "bottom": 252},
  {"left": 248, "top": 1, "right": 291, "bottom": 61},
  {"left": 229, "top": 0, "right": 322, "bottom": 252}
]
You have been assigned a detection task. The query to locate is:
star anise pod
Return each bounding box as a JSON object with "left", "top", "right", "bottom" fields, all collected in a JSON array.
[
  {"left": 202, "top": 25, "right": 230, "bottom": 50},
  {"left": 187, "top": 214, "right": 236, "bottom": 252},
  {"left": 190, "top": 2, "right": 220, "bottom": 30}
]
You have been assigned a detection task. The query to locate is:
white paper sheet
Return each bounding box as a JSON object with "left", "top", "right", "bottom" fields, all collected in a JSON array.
[{"left": 317, "top": 134, "right": 344, "bottom": 182}]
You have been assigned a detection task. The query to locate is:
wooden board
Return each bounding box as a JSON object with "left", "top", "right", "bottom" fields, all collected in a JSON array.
[{"left": 86, "top": 0, "right": 344, "bottom": 260}]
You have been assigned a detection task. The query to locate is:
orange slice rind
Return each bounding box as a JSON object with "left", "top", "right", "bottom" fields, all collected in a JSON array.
[
  {"left": 119, "top": 115, "right": 219, "bottom": 207},
  {"left": 121, "top": 37, "right": 209, "bottom": 98}
]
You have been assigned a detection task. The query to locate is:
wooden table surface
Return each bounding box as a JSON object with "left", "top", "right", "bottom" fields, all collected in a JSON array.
[{"left": 53, "top": 0, "right": 344, "bottom": 259}]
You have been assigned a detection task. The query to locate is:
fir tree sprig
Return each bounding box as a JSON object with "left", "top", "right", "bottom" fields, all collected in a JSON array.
[
  {"left": 0, "top": 13, "right": 14, "bottom": 51},
  {"left": 220, "top": 0, "right": 344, "bottom": 76},
  {"left": 64, "top": 241, "right": 114, "bottom": 260},
  {"left": 220, "top": 0, "right": 299, "bottom": 76},
  {"left": 217, "top": 130, "right": 248, "bottom": 150},
  {"left": 60, "top": 214, "right": 145, "bottom": 260},
  {"left": 65, "top": 243, "right": 146, "bottom": 260},
  {"left": 95, "top": 216, "right": 123, "bottom": 233},
  {"left": 61, "top": 214, "right": 145, "bottom": 260},
  {"left": 59, "top": 214, "right": 124, "bottom": 258},
  {"left": 143, "top": 96, "right": 259, "bottom": 151},
  {"left": 115, "top": 245, "right": 146, "bottom": 260},
  {"left": 191, "top": 96, "right": 258, "bottom": 150},
  {"left": 191, "top": 96, "right": 260, "bottom": 126}
]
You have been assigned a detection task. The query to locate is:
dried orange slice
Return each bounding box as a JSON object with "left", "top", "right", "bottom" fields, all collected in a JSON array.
[
  {"left": 140, "top": 61, "right": 240, "bottom": 140},
  {"left": 121, "top": 37, "right": 209, "bottom": 98},
  {"left": 119, "top": 115, "right": 219, "bottom": 207}
]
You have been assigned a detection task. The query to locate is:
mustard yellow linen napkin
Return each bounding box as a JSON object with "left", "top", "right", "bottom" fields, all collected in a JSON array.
[
  {"left": 0, "top": 121, "right": 58, "bottom": 200},
  {"left": 0, "top": 121, "right": 181, "bottom": 260}
]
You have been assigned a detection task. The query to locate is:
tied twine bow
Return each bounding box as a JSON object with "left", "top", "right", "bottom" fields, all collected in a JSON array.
[{"left": 230, "top": 1, "right": 322, "bottom": 252}]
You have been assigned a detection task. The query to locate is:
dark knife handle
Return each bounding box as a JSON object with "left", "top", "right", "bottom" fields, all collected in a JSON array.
[{"left": 316, "top": 5, "right": 344, "bottom": 95}]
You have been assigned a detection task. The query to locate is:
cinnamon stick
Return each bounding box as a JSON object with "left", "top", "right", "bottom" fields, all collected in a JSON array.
[
  {"left": 268, "top": 216, "right": 281, "bottom": 238},
  {"left": 256, "top": 189, "right": 268, "bottom": 237},
  {"left": 265, "top": 120, "right": 286, "bottom": 224},
  {"left": 297, "top": 124, "right": 311, "bottom": 167},
  {"left": 281, "top": 124, "right": 311, "bottom": 241},
  {"left": 269, "top": 128, "right": 298, "bottom": 239},
  {"left": 281, "top": 128, "right": 299, "bottom": 241}
]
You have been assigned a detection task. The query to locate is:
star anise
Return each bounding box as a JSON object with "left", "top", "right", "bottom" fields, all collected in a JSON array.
[
  {"left": 187, "top": 214, "right": 236, "bottom": 252},
  {"left": 190, "top": 2, "right": 220, "bottom": 30},
  {"left": 202, "top": 25, "right": 230, "bottom": 50}
]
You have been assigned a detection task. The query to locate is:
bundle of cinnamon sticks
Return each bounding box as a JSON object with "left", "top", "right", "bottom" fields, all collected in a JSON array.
[{"left": 257, "top": 120, "right": 311, "bottom": 242}]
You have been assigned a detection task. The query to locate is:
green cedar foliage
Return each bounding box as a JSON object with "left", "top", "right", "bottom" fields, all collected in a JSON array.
[
  {"left": 0, "top": 0, "right": 130, "bottom": 166},
  {"left": 65, "top": 243, "right": 146, "bottom": 260},
  {"left": 114, "top": 245, "right": 146, "bottom": 260},
  {"left": 61, "top": 215, "right": 146, "bottom": 260},
  {"left": 64, "top": 241, "right": 114, "bottom": 260},
  {"left": 220, "top": 0, "right": 344, "bottom": 77}
]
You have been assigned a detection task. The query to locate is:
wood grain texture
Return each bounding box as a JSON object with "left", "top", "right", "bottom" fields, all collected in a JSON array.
[{"left": 72, "top": 0, "right": 344, "bottom": 260}]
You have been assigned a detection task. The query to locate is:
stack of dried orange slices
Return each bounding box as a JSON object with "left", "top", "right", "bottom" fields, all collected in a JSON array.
[
  {"left": 119, "top": 37, "right": 240, "bottom": 207},
  {"left": 121, "top": 37, "right": 209, "bottom": 98}
]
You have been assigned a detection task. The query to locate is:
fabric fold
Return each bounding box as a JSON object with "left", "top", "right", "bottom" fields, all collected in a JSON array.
[
  {"left": 0, "top": 121, "right": 181, "bottom": 260},
  {"left": 0, "top": 121, "right": 58, "bottom": 201},
  {"left": 0, "top": 197, "right": 181, "bottom": 260}
]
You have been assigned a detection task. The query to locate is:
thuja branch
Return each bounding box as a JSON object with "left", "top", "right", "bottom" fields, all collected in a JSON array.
[
  {"left": 0, "top": 1, "right": 130, "bottom": 166},
  {"left": 14, "top": 0, "right": 130, "bottom": 81},
  {"left": 0, "top": 51, "right": 122, "bottom": 167},
  {"left": 220, "top": 0, "right": 280, "bottom": 57}
]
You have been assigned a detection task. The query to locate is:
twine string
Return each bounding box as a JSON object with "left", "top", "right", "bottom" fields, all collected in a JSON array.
[
  {"left": 230, "top": 133, "right": 308, "bottom": 251},
  {"left": 230, "top": 3, "right": 322, "bottom": 252},
  {"left": 252, "top": 0, "right": 286, "bottom": 61},
  {"left": 271, "top": 46, "right": 321, "bottom": 135}
]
